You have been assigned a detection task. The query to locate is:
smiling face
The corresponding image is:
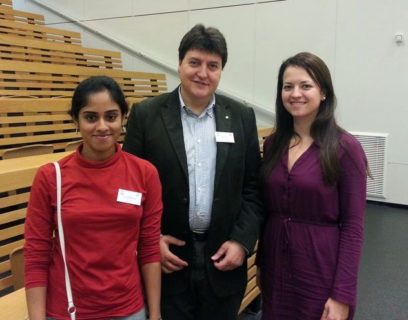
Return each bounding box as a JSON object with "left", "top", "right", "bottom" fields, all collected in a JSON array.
[
  {"left": 178, "top": 49, "right": 222, "bottom": 112},
  {"left": 281, "top": 66, "right": 325, "bottom": 124},
  {"left": 75, "top": 90, "right": 123, "bottom": 161}
]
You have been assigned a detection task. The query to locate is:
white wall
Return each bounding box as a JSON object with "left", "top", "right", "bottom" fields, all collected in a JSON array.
[
  {"left": 14, "top": 0, "right": 408, "bottom": 205},
  {"left": 334, "top": 1, "right": 408, "bottom": 206}
]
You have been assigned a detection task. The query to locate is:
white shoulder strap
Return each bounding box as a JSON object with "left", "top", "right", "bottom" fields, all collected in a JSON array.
[{"left": 53, "top": 162, "right": 76, "bottom": 320}]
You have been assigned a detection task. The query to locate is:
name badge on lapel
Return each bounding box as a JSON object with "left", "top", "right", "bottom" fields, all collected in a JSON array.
[
  {"left": 117, "top": 189, "right": 142, "bottom": 206},
  {"left": 215, "top": 131, "right": 235, "bottom": 143}
]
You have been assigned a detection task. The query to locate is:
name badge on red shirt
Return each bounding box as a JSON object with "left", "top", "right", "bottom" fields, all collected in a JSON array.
[{"left": 117, "top": 189, "right": 142, "bottom": 206}]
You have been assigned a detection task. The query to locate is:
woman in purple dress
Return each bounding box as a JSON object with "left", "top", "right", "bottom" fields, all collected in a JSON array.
[{"left": 257, "top": 52, "right": 368, "bottom": 320}]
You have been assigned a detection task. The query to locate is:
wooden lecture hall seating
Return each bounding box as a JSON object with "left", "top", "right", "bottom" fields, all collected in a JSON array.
[
  {"left": 0, "top": 19, "right": 81, "bottom": 45},
  {"left": 0, "top": 0, "right": 268, "bottom": 316},
  {"left": 0, "top": 33, "right": 122, "bottom": 69},
  {"left": 2, "top": 143, "right": 54, "bottom": 159},
  {"left": 0, "top": 152, "right": 71, "bottom": 296},
  {"left": 0, "top": 0, "right": 44, "bottom": 25},
  {"left": 0, "top": 97, "right": 161, "bottom": 158},
  {"left": 0, "top": 60, "right": 167, "bottom": 99}
]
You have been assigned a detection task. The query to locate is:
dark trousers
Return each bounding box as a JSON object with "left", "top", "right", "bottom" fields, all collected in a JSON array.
[{"left": 161, "top": 240, "right": 244, "bottom": 320}]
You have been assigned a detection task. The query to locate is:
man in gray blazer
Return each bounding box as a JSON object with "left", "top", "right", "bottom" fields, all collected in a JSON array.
[{"left": 123, "top": 24, "right": 263, "bottom": 320}]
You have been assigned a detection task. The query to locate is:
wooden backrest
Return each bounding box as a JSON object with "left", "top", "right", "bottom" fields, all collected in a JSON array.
[
  {"left": 0, "top": 98, "right": 136, "bottom": 157},
  {"left": 0, "top": 0, "right": 12, "bottom": 8},
  {"left": 3, "top": 144, "right": 54, "bottom": 159},
  {"left": 0, "top": 98, "right": 77, "bottom": 156},
  {"left": 65, "top": 140, "right": 82, "bottom": 152},
  {"left": 0, "top": 34, "right": 122, "bottom": 69},
  {"left": 0, "top": 1, "right": 44, "bottom": 25},
  {"left": 257, "top": 127, "right": 273, "bottom": 156},
  {"left": 0, "top": 152, "right": 68, "bottom": 294},
  {"left": 258, "top": 127, "right": 273, "bottom": 143},
  {"left": 0, "top": 60, "right": 167, "bottom": 99},
  {"left": 239, "top": 246, "right": 260, "bottom": 314},
  {"left": 0, "top": 19, "right": 80, "bottom": 44},
  {"left": 9, "top": 246, "right": 24, "bottom": 290}
]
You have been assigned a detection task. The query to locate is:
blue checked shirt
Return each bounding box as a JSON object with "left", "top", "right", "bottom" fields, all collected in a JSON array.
[{"left": 179, "top": 89, "right": 217, "bottom": 232}]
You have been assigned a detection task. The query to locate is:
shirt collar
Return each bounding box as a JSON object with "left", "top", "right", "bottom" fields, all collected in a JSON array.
[{"left": 178, "top": 86, "right": 215, "bottom": 118}]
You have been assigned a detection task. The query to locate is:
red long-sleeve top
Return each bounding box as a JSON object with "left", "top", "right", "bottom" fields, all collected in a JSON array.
[{"left": 24, "top": 145, "right": 162, "bottom": 319}]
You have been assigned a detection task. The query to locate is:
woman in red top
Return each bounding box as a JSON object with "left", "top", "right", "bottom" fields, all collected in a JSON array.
[{"left": 24, "top": 76, "right": 163, "bottom": 320}]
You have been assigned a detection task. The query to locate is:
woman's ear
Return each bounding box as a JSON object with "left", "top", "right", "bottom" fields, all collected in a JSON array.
[{"left": 73, "top": 119, "right": 79, "bottom": 133}]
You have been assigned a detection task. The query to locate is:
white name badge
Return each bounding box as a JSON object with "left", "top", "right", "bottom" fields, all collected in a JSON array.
[
  {"left": 117, "top": 189, "right": 142, "bottom": 206},
  {"left": 215, "top": 131, "right": 235, "bottom": 143}
]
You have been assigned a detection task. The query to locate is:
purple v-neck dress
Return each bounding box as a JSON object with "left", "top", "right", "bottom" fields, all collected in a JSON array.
[{"left": 257, "top": 132, "right": 367, "bottom": 320}]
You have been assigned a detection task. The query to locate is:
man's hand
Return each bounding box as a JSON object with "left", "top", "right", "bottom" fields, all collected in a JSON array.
[
  {"left": 211, "top": 240, "right": 246, "bottom": 271},
  {"left": 160, "top": 235, "right": 188, "bottom": 273}
]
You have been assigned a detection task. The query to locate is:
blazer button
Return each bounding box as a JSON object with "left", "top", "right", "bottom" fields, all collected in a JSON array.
[{"left": 182, "top": 197, "right": 188, "bottom": 203}]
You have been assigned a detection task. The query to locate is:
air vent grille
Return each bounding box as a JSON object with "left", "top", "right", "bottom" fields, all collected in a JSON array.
[{"left": 351, "top": 132, "right": 387, "bottom": 198}]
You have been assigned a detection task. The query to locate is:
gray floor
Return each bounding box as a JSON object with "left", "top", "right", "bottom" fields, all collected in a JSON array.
[
  {"left": 355, "top": 202, "right": 408, "bottom": 320},
  {"left": 239, "top": 202, "right": 408, "bottom": 320}
]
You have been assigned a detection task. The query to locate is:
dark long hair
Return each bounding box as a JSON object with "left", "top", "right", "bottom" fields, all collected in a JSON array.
[{"left": 262, "top": 52, "right": 343, "bottom": 185}]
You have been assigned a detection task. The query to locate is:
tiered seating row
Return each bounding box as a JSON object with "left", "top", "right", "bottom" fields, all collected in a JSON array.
[
  {"left": 0, "top": 19, "right": 80, "bottom": 44},
  {"left": 0, "top": 98, "right": 76, "bottom": 157},
  {"left": 0, "top": 34, "right": 122, "bottom": 69},
  {"left": 0, "top": 0, "right": 44, "bottom": 25},
  {"left": 0, "top": 60, "right": 167, "bottom": 99},
  {"left": 0, "top": 98, "right": 142, "bottom": 157}
]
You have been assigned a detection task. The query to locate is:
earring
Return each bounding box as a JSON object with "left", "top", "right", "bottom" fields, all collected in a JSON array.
[
  {"left": 322, "top": 96, "right": 326, "bottom": 101},
  {"left": 122, "top": 126, "right": 126, "bottom": 133},
  {"left": 75, "top": 127, "right": 79, "bottom": 134}
]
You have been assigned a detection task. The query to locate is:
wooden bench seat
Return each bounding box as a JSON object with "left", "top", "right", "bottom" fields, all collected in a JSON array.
[
  {"left": 0, "top": 60, "right": 167, "bottom": 100},
  {"left": 0, "top": 0, "right": 44, "bottom": 25},
  {"left": 2, "top": 144, "right": 54, "bottom": 159},
  {"left": 0, "top": 34, "right": 122, "bottom": 69},
  {"left": 0, "top": 19, "right": 80, "bottom": 44}
]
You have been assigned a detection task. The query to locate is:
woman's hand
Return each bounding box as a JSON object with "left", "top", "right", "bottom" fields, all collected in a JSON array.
[{"left": 320, "top": 297, "right": 349, "bottom": 320}]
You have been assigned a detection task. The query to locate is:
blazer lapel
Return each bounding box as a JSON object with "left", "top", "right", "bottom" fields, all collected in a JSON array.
[
  {"left": 214, "top": 97, "right": 232, "bottom": 191},
  {"left": 160, "top": 90, "right": 188, "bottom": 180}
]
